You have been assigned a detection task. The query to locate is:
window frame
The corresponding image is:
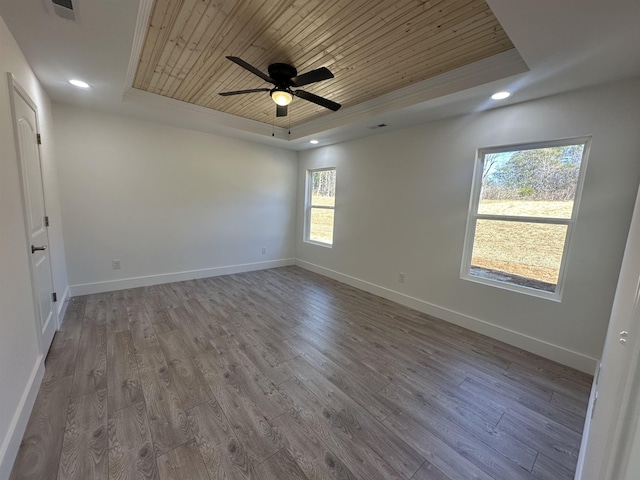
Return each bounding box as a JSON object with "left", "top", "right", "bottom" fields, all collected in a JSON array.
[
  {"left": 304, "top": 167, "right": 337, "bottom": 247},
  {"left": 460, "top": 136, "right": 592, "bottom": 301}
]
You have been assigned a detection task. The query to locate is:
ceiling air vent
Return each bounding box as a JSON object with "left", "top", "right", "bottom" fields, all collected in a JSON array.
[{"left": 49, "top": 0, "right": 77, "bottom": 22}]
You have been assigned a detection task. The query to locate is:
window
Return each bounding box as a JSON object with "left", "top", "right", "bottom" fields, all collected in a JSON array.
[
  {"left": 461, "top": 138, "right": 590, "bottom": 299},
  {"left": 305, "top": 168, "right": 336, "bottom": 246}
]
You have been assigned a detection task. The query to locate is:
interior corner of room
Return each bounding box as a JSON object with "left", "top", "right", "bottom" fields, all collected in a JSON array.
[{"left": 2, "top": 0, "right": 640, "bottom": 479}]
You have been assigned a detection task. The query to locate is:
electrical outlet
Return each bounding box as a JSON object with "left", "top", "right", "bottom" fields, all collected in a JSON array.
[
  {"left": 399, "top": 272, "right": 405, "bottom": 283},
  {"left": 261, "top": 247, "right": 267, "bottom": 254},
  {"left": 112, "top": 260, "right": 121, "bottom": 270}
]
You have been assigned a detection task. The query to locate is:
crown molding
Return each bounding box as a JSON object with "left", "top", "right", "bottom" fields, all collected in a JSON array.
[{"left": 124, "top": 0, "right": 154, "bottom": 90}]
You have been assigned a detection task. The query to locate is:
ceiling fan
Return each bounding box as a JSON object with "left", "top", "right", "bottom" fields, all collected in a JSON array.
[{"left": 219, "top": 56, "right": 341, "bottom": 117}]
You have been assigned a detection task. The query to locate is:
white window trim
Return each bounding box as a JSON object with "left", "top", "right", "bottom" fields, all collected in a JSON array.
[
  {"left": 460, "top": 136, "right": 592, "bottom": 301},
  {"left": 304, "top": 167, "right": 336, "bottom": 247}
]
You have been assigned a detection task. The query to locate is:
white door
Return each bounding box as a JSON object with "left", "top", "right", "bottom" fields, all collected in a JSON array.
[
  {"left": 9, "top": 75, "right": 57, "bottom": 352},
  {"left": 575, "top": 183, "right": 640, "bottom": 479}
]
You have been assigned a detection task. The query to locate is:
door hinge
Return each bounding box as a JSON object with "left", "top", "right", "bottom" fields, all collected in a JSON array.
[
  {"left": 45, "top": 216, "right": 50, "bottom": 227},
  {"left": 52, "top": 292, "right": 57, "bottom": 302},
  {"left": 37, "top": 133, "right": 42, "bottom": 145}
]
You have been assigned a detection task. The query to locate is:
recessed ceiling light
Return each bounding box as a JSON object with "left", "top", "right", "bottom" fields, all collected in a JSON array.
[
  {"left": 310, "top": 140, "right": 319, "bottom": 144},
  {"left": 491, "top": 91, "right": 511, "bottom": 100},
  {"left": 69, "top": 79, "right": 90, "bottom": 88}
]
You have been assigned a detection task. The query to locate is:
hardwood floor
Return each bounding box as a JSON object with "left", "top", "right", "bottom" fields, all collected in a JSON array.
[{"left": 9, "top": 266, "right": 592, "bottom": 480}]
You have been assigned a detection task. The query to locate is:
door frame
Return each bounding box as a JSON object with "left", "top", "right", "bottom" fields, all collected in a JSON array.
[
  {"left": 575, "top": 183, "right": 640, "bottom": 479},
  {"left": 578, "top": 309, "right": 640, "bottom": 479},
  {"left": 7, "top": 73, "right": 59, "bottom": 353}
]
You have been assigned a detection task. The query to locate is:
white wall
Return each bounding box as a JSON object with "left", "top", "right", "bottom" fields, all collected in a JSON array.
[
  {"left": 296, "top": 80, "right": 640, "bottom": 372},
  {"left": 0, "top": 14, "right": 68, "bottom": 478},
  {"left": 53, "top": 105, "right": 298, "bottom": 294}
]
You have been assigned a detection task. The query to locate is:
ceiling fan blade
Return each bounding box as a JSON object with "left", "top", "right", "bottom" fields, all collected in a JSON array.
[
  {"left": 226, "top": 56, "right": 274, "bottom": 84},
  {"left": 294, "top": 90, "right": 341, "bottom": 111},
  {"left": 276, "top": 104, "right": 288, "bottom": 117},
  {"left": 219, "top": 88, "right": 271, "bottom": 96},
  {"left": 290, "top": 67, "right": 334, "bottom": 87}
]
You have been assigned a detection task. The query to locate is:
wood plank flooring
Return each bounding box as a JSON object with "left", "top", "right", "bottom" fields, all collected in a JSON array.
[{"left": 10, "top": 266, "right": 592, "bottom": 480}]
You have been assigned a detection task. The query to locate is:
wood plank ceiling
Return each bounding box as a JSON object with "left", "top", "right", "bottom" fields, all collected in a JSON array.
[{"left": 133, "top": 0, "right": 515, "bottom": 128}]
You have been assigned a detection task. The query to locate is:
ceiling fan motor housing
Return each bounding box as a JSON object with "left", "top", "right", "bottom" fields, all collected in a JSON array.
[{"left": 268, "top": 63, "right": 298, "bottom": 86}]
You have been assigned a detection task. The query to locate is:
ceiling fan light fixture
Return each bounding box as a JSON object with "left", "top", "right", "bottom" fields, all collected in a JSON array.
[{"left": 271, "top": 89, "right": 293, "bottom": 106}]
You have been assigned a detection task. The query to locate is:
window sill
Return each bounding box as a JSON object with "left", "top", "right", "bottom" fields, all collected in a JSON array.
[
  {"left": 461, "top": 272, "right": 562, "bottom": 302},
  {"left": 304, "top": 239, "right": 333, "bottom": 249}
]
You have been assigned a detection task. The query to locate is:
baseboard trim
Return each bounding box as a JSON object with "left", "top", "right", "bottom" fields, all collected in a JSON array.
[
  {"left": 295, "top": 259, "right": 598, "bottom": 374},
  {"left": 0, "top": 354, "right": 45, "bottom": 479},
  {"left": 70, "top": 258, "right": 296, "bottom": 296}
]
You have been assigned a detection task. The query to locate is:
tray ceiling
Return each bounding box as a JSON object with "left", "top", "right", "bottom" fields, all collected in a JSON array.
[{"left": 133, "top": 0, "right": 515, "bottom": 128}]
